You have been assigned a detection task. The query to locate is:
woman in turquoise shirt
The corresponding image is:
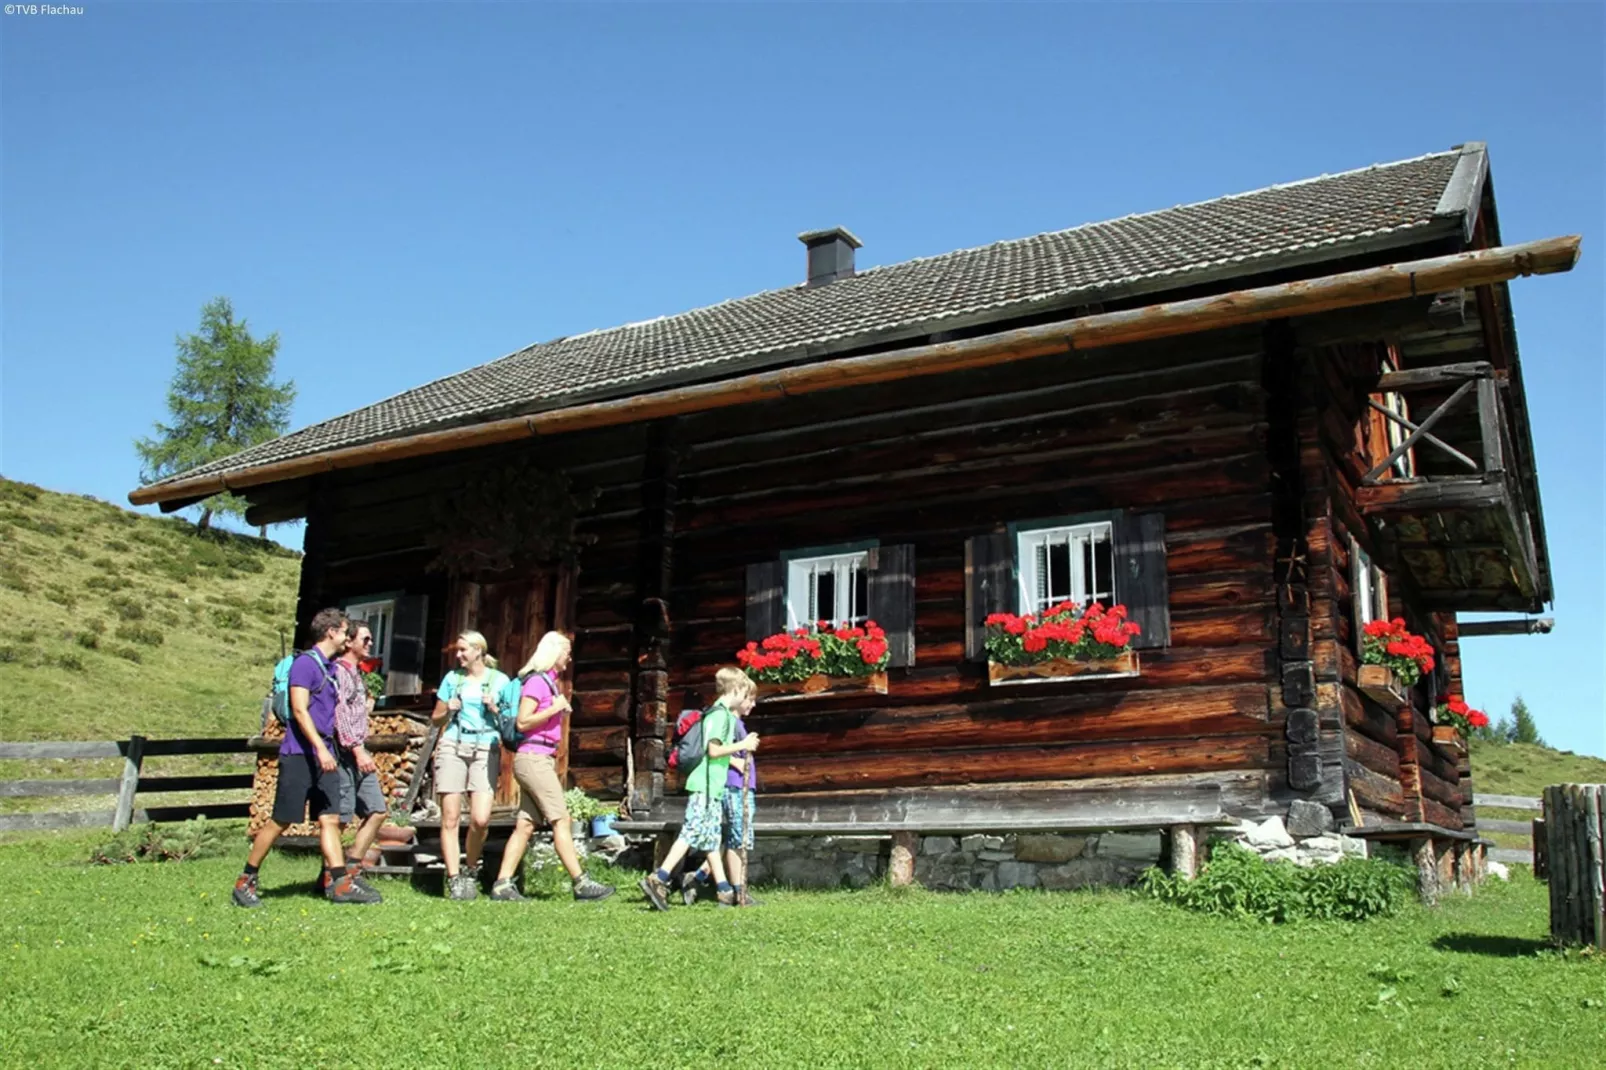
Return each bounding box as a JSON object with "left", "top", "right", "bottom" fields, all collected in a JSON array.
[{"left": 430, "top": 630, "right": 509, "bottom": 901}]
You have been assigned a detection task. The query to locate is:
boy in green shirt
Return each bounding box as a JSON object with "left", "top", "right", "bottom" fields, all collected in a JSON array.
[{"left": 640, "top": 668, "right": 760, "bottom": 910}]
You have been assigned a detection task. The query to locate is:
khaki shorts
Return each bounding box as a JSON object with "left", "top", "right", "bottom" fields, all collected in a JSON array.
[
  {"left": 434, "top": 738, "right": 494, "bottom": 795},
  {"left": 513, "top": 752, "right": 568, "bottom": 826}
]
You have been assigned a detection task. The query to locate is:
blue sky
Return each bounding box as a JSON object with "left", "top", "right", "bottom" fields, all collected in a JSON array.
[{"left": 3, "top": 3, "right": 1601, "bottom": 756}]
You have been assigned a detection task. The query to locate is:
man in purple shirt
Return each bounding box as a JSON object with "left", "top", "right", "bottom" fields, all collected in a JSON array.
[{"left": 233, "top": 607, "right": 379, "bottom": 907}]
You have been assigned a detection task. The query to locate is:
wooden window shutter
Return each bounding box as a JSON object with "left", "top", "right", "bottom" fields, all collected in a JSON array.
[
  {"left": 964, "top": 532, "right": 1015, "bottom": 661},
  {"left": 745, "top": 560, "right": 786, "bottom": 642},
  {"left": 1114, "top": 512, "right": 1169, "bottom": 650},
  {"left": 388, "top": 593, "right": 429, "bottom": 695},
  {"left": 866, "top": 543, "right": 916, "bottom": 668}
]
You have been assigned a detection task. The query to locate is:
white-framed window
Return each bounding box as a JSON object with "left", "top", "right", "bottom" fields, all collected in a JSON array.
[
  {"left": 1378, "top": 350, "right": 1416, "bottom": 480},
  {"left": 1351, "top": 540, "right": 1389, "bottom": 640},
  {"left": 343, "top": 597, "right": 396, "bottom": 672},
  {"left": 1017, "top": 521, "right": 1115, "bottom": 615},
  {"left": 785, "top": 551, "right": 870, "bottom": 630}
]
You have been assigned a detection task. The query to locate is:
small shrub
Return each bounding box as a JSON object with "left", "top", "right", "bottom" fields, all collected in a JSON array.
[
  {"left": 0, "top": 479, "right": 41, "bottom": 503},
  {"left": 103, "top": 539, "right": 133, "bottom": 553},
  {"left": 85, "top": 575, "right": 132, "bottom": 592},
  {"left": 107, "top": 643, "right": 143, "bottom": 663},
  {"left": 75, "top": 630, "right": 100, "bottom": 650},
  {"left": 23, "top": 516, "right": 63, "bottom": 536},
  {"left": 0, "top": 644, "right": 19, "bottom": 663},
  {"left": 115, "top": 623, "right": 164, "bottom": 647},
  {"left": 211, "top": 607, "right": 245, "bottom": 629},
  {"left": 0, "top": 561, "right": 30, "bottom": 592},
  {"left": 1138, "top": 843, "right": 1415, "bottom": 924},
  {"left": 91, "top": 556, "right": 118, "bottom": 570},
  {"left": 42, "top": 585, "right": 77, "bottom": 609},
  {"left": 108, "top": 596, "right": 146, "bottom": 621},
  {"left": 91, "top": 817, "right": 228, "bottom": 865},
  {"left": 152, "top": 556, "right": 198, "bottom": 581},
  {"left": 57, "top": 651, "right": 85, "bottom": 671},
  {"left": 61, "top": 543, "right": 87, "bottom": 560}
]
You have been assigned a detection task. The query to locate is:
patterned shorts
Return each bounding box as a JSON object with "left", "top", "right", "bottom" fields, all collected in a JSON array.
[
  {"left": 680, "top": 793, "right": 725, "bottom": 853},
  {"left": 721, "top": 791, "right": 754, "bottom": 852}
]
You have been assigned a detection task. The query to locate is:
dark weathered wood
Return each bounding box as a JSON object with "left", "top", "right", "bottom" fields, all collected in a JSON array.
[
  {"left": 139, "top": 802, "right": 253, "bottom": 823},
  {"left": 138, "top": 738, "right": 256, "bottom": 757},
  {"left": 0, "top": 778, "right": 120, "bottom": 798},
  {"left": 135, "top": 774, "right": 257, "bottom": 794},
  {"left": 1375, "top": 361, "right": 1492, "bottom": 390},
  {"left": 963, "top": 532, "right": 1013, "bottom": 662},
  {"left": 400, "top": 724, "right": 441, "bottom": 815},
  {"left": 744, "top": 560, "right": 785, "bottom": 643},
  {"left": 867, "top": 543, "right": 917, "bottom": 667},
  {"left": 1116, "top": 511, "right": 1171, "bottom": 649},
  {"left": 1456, "top": 617, "right": 1553, "bottom": 636}
]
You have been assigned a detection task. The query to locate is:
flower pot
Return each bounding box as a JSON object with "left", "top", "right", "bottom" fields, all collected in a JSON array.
[
  {"left": 363, "top": 847, "right": 384, "bottom": 867},
  {"left": 570, "top": 819, "right": 588, "bottom": 842},
  {"left": 755, "top": 671, "right": 889, "bottom": 702},
  {"left": 987, "top": 650, "right": 1140, "bottom": 686},
  {"left": 590, "top": 814, "right": 616, "bottom": 838},
  {"left": 1357, "top": 664, "right": 1407, "bottom": 708},
  {"left": 377, "top": 824, "right": 415, "bottom": 845}
]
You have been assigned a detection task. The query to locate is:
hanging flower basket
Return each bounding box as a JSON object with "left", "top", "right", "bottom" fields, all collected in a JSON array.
[
  {"left": 739, "top": 622, "right": 891, "bottom": 702},
  {"left": 1358, "top": 619, "right": 1435, "bottom": 707},
  {"left": 983, "top": 602, "right": 1142, "bottom": 687}
]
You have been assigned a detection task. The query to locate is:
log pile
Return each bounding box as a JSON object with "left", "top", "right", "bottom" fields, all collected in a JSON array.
[{"left": 247, "top": 713, "right": 429, "bottom": 838}]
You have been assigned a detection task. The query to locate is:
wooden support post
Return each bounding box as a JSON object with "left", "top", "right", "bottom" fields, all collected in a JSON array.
[
  {"left": 112, "top": 734, "right": 146, "bottom": 831},
  {"left": 888, "top": 831, "right": 917, "bottom": 887},
  {"left": 1169, "top": 824, "right": 1199, "bottom": 879},
  {"left": 1543, "top": 784, "right": 1605, "bottom": 948},
  {"left": 1412, "top": 836, "right": 1439, "bottom": 905}
]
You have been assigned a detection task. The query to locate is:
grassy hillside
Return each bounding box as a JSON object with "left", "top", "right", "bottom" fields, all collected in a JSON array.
[
  {"left": 0, "top": 477, "right": 301, "bottom": 742},
  {"left": 1472, "top": 741, "right": 1606, "bottom": 797}
]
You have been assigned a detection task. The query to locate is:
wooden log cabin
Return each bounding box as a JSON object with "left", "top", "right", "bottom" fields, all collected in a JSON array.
[{"left": 131, "top": 143, "right": 1578, "bottom": 887}]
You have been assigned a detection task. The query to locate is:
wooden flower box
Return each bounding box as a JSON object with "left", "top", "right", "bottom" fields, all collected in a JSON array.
[
  {"left": 1431, "top": 724, "right": 1468, "bottom": 757},
  {"left": 988, "top": 650, "right": 1140, "bottom": 686},
  {"left": 1357, "top": 664, "right": 1408, "bottom": 707},
  {"left": 756, "top": 672, "right": 888, "bottom": 702}
]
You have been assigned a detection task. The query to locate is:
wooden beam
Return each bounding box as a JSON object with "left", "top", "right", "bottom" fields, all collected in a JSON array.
[
  {"left": 128, "top": 235, "right": 1583, "bottom": 507},
  {"left": 1376, "top": 361, "right": 1492, "bottom": 390},
  {"left": 1456, "top": 618, "right": 1554, "bottom": 637}
]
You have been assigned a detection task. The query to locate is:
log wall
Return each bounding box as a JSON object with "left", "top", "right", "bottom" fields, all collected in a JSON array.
[
  {"left": 1305, "top": 340, "right": 1469, "bottom": 829},
  {"left": 654, "top": 328, "right": 1283, "bottom": 805}
]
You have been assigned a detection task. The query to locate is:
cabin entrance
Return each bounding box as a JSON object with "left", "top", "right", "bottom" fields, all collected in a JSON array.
[{"left": 444, "top": 567, "right": 576, "bottom": 806}]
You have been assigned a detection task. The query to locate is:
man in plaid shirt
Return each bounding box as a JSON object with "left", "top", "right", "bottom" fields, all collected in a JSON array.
[{"left": 326, "top": 618, "right": 387, "bottom": 897}]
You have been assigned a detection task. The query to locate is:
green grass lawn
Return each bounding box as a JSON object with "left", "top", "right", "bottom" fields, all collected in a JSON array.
[{"left": 1, "top": 828, "right": 1601, "bottom": 1069}]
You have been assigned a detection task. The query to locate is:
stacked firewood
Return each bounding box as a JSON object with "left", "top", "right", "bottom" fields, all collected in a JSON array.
[{"left": 246, "top": 713, "right": 429, "bottom": 838}]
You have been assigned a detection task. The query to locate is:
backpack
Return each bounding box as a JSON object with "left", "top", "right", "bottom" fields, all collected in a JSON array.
[
  {"left": 493, "top": 672, "right": 529, "bottom": 749},
  {"left": 443, "top": 668, "right": 511, "bottom": 741},
  {"left": 266, "top": 651, "right": 334, "bottom": 726},
  {"left": 668, "top": 707, "right": 709, "bottom": 776}
]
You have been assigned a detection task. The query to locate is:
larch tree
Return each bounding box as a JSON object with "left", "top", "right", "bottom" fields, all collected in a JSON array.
[{"left": 135, "top": 297, "right": 295, "bottom": 534}]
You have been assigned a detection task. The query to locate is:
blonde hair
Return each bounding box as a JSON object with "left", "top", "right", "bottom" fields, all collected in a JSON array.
[
  {"left": 456, "top": 630, "right": 499, "bottom": 671},
  {"left": 715, "top": 666, "right": 756, "bottom": 707},
  {"left": 518, "top": 631, "right": 571, "bottom": 677}
]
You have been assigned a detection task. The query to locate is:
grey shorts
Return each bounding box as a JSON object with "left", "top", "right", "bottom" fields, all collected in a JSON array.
[{"left": 338, "top": 750, "right": 386, "bottom": 821}]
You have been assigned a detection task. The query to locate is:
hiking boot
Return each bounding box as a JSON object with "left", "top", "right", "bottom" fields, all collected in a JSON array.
[
  {"left": 573, "top": 876, "right": 615, "bottom": 902},
  {"left": 715, "top": 888, "right": 737, "bottom": 908},
  {"left": 680, "top": 872, "right": 705, "bottom": 907},
  {"left": 447, "top": 873, "right": 478, "bottom": 901},
  {"left": 489, "top": 879, "right": 528, "bottom": 902},
  {"left": 737, "top": 888, "right": 763, "bottom": 908},
  {"left": 232, "top": 874, "right": 261, "bottom": 909},
  {"left": 325, "top": 873, "right": 382, "bottom": 905},
  {"left": 639, "top": 872, "right": 671, "bottom": 911}
]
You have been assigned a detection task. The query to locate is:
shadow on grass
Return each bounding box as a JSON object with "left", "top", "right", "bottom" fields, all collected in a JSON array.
[{"left": 1432, "top": 932, "right": 1552, "bottom": 958}]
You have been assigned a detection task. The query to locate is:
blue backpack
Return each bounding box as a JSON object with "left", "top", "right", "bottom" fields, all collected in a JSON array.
[
  {"left": 491, "top": 671, "right": 558, "bottom": 749},
  {"left": 266, "top": 651, "right": 335, "bottom": 726}
]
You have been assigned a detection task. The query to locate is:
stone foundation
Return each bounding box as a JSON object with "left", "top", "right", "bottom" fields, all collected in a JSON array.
[
  {"left": 1210, "top": 802, "right": 1369, "bottom": 868},
  {"left": 742, "top": 830, "right": 1166, "bottom": 891}
]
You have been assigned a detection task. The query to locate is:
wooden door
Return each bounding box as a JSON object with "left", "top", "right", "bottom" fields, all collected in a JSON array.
[{"left": 444, "top": 566, "right": 576, "bottom": 807}]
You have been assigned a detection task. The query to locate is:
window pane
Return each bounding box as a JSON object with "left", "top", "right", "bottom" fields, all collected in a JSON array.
[
  {"left": 1047, "top": 538, "right": 1071, "bottom": 604},
  {"left": 816, "top": 570, "right": 835, "bottom": 624},
  {"left": 1092, "top": 533, "right": 1113, "bottom": 602},
  {"left": 853, "top": 566, "right": 868, "bottom": 624}
]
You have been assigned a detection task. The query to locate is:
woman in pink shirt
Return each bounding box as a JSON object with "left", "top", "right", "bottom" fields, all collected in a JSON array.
[{"left": 489, "top": 631, "right": 614, "bottom": 902}]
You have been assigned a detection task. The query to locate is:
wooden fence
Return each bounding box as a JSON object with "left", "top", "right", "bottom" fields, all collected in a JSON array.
[
  {"left": 0, "top": 736, "right": 255, "bottom": 833},
  {"left": 1473, "top": 793, "right": 1543, "bottom": 867}
]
